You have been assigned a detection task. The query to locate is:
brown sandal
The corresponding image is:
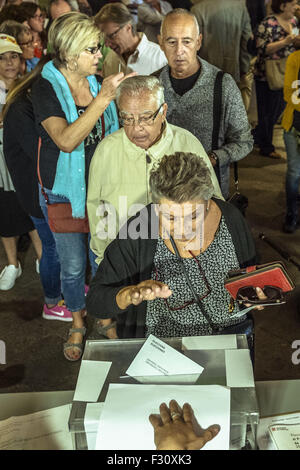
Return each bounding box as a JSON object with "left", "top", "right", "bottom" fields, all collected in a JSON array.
[{"left": 63, "top": 327, "right": 86, "bottom": 362}]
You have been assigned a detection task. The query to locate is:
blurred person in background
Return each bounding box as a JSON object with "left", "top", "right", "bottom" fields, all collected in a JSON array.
[
  {"left": 253, "top": 0, "right": 299, "bottom": 159},
  {"left": 0, "top": 34, "right": 42, "bottom": 291},
  {"left": 0, "top": 21, "right": 35, "bottom": 73},
  {"left": 137, "top": 0, "right": 173, "bottom": 44},
  {"left": 94, "top": 2, "right": 167, "bottom": 76},
  {"left": 21, "top": 2, "right": 47, "bottom": 59}
]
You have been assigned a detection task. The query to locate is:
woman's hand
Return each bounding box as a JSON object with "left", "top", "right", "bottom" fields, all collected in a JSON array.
[
  {"left": 284, "top": 33, "right": 296, "bottom": 46},
  {"left": 98, "top": 71, "right": 138, "bottom": 105},
  {"left": 149, "top": 400, "right": 220, "bottom": 450},
  {"left": 116, "top": 280, "right": 172, "bottom": 310}
]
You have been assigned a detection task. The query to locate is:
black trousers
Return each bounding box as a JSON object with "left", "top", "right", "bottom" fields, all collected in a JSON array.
[{"left": 252, "top": 79, "right": 285, "bottom": 155}]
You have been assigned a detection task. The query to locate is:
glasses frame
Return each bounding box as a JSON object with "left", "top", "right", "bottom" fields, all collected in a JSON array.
[
  {"left": 84, "top": 43, "right": 102, "bottom": 55},
  {"left": 236, "top": 285, "right": 284, "bottom": 305},
  {"left": 19, "top": 38, "right": 34, "bottom": 47},
  {"left": 154, "top": 251, "right": 211, "bottom": 311},
  {"left": 119, "top": 104, "right": 164, "bottom": 127},
  {"left": 106, "top": 24, "right": 126, "bottom": 41}
]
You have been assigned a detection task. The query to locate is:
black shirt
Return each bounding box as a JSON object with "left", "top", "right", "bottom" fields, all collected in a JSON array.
[
  {"left": 169, "top": 66, "right": 201, "bottom": 96},
  {"left": 32, "top": 76, "right": 102, "bottom": 190},
  {"left": 3, "top": 93, "right": 43, "bottom": 218}
]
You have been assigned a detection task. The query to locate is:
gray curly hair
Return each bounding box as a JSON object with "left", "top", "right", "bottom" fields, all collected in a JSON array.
[{"left": 149, "top": 152, "right": 214, "bottom": 203}]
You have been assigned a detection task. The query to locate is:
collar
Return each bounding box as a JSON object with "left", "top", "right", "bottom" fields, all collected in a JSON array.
[
  {"left": 128, "top": 33, "right": 148, "bottom": 61},
  {"left": 161, "top": 57, "right": 209, "bottom": 95}
]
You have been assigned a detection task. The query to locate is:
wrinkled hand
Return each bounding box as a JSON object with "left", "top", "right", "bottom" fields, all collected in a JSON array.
[
  {"left": 149, "top": 400, "right": 220, "bottom": 450},
  {"left": 116, "top": 280, "right": 172, "bottom": 309},
  {"left": 241, "top": 286, "right": 268, "bottom": 311},
  {"left": 98, "top": 71, "right": 138, "bottom": 104}
]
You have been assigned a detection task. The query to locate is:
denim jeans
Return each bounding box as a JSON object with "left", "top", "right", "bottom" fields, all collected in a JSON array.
[
  {"left": 284, "top": 130, "right": 300, "bottom": 220},
  {"left": 30, "top": 215, "right": 62, "bottom": 306},
  {"left": 252, "top": 80, "right": 285, "bottom": 155},
  {"left": 39, "top": 186, "right": 98, "bottom": 312}
]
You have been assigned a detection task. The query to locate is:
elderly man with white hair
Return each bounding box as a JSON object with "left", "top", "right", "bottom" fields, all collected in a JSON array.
[{"left": 87, "top": 75, "right": 223, "bottom": 339}]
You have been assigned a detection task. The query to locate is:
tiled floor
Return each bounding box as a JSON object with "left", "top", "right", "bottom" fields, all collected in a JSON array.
[{"left": 1, "top": 103, "right": 300, "bottom": 393}]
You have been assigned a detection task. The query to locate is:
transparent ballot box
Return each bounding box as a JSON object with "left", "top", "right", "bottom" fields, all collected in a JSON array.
[{"left": 69, "top": 334, "right": 259, "bottom": 450}]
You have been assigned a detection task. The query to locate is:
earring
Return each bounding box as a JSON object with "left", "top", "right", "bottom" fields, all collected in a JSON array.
[
  {"left": 67, "top": 59, "right": 78, "bottom": 73},
  {"left": 206, "top": 201, "right": 210, "bottom": 212}
]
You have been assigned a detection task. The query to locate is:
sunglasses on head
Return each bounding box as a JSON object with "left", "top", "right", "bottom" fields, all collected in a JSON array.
[{"left": 236, "top": 285, "right": 285, "bottom": 305}]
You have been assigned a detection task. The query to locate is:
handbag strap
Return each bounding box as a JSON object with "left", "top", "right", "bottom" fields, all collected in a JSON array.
[
  {"left": 213, "top": 70, "right": 239, "bottom": 190},
  {"left": 37, "top": 113, "right": 105, "bottom": 204}
]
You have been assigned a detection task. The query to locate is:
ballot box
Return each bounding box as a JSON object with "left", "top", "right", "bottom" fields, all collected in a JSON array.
[{"left": 69, "top": 334, "right": 259, "bottom": 450}]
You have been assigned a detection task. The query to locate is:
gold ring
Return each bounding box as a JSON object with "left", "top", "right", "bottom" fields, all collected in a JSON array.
[{"left": 171, "top": 412, "right": 181, "bottom": 420}]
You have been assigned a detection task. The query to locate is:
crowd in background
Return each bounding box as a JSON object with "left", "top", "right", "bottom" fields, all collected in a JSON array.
[{"left": 0, "top": 0, "right": 300, "bottom": 364}]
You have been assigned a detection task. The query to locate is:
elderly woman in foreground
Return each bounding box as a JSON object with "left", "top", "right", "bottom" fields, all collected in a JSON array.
[{"left": 86, "top": 152, "right": 260, "bottom": 346}]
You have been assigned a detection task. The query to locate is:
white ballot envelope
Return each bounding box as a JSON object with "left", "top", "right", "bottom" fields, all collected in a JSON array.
[
  {"left": 96, "top": 384, "right": 231, "bottom": 450},
  {"left": 125, "top": 334, "right": 204, "bottom": 383}
]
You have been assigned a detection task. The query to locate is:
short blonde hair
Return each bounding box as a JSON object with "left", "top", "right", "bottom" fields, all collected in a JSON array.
[{"left": 48, "top": 11, "right": 100, "bottom": 67}]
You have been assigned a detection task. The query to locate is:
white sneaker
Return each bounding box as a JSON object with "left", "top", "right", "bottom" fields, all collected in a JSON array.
[{"left": 0, "top": 263, "right": 22, "bottom": 290}]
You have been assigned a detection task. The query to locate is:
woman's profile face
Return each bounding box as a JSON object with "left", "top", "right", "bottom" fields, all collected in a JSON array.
[
  {"left": 0, "top": 52, "right": 21, "bottom": 81},
  {"left": 281, "top": 0, "right": 298, "bottom": 19},
  {"left": 157, "top": 198, "right": 207, "bottom": 250},
  {"left": 28, "top": 8, "right": 45, "bottom": 33}
]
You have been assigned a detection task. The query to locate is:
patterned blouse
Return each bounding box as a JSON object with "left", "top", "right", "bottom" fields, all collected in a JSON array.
[
  {"left": 146, "top": 217, "right": 243, "bottom": 338},
  {"left": 254, "top": 15, "right": 299, "bottom": 81}
]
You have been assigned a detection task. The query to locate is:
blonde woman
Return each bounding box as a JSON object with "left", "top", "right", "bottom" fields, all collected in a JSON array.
[{"left": 31, "top": 12, "right": 134, "bottom": 361}]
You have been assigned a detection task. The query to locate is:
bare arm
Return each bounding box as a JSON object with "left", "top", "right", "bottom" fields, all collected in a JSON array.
[{"left": 41, "top": 72, "right": 136, "bottom": 153}]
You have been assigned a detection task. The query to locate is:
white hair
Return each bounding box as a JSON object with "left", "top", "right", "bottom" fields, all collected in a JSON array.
[
  {"left": 115, "top": 75, "right": 165, "bottom": 109},
  {"left": 160, "top": 8, "right": 200, "bottom": 36}
]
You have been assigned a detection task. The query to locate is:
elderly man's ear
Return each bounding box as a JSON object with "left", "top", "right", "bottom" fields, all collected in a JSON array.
[{"left": 162, "top": 102, "right": 168, "bottom": 120}]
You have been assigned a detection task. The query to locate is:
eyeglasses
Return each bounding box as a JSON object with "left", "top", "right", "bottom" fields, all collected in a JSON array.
[
  {"left": 119, "top": 104, "right": 164, "bottom": 127},
  {"left": 32, "top": 13, "right": 44, "bottom": 20},
  {"left": 19, "top": 38, "right": 34, "bottom": 47},
  {"left": 154, "top": 253, "right": 211, "bottom": 311},
  {"left": 236, "top": 286, "right": 284, "bottom": 305},
  {"left": 106, "top": 24, "right": 125, "bottom": 41},
  {"left": 84, "top": 43, "right": 102, "bottom": 55}
]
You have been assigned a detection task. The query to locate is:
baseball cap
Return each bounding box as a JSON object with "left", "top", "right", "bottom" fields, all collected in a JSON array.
[{"left": 0, "top": 34, "right": 22, "bottom": 55}]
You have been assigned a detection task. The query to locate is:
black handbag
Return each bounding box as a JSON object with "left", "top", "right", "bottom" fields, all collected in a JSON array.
[{"left": 213, "top": 71, "right": 248, "bottom": 216}]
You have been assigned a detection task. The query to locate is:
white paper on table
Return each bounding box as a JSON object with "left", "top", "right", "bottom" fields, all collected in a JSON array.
[
  {"left": 257, "top": 412, "right": 300, "bottom": 450},
  {"left": 225, "top": 349, "right": 254, "bottom": 388},
  {"left": 182, "top": 335, "right": 237, "bottom": 351},
  {"left": 125, "top": 334, "right": 204, "bottom": 383},
  {"left": 0, "top": 404, "right": 73, "bottom": 450},
  {"left": 85, "top": 403, "right": 104, "bottom": 450},
  {"left": 96, "top": 384, "right": 230, "bottom": 450},
  {"left": 73, "top": 360, "right": 111, "bottom": 402}
]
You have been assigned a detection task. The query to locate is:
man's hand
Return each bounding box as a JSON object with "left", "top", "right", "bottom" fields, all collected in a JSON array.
[
  {"left": 116, "top": 280, "right": 172, "bottom": 310},
  {"left": 149, "top": 400, "right": 220, "bottom": 450}
]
